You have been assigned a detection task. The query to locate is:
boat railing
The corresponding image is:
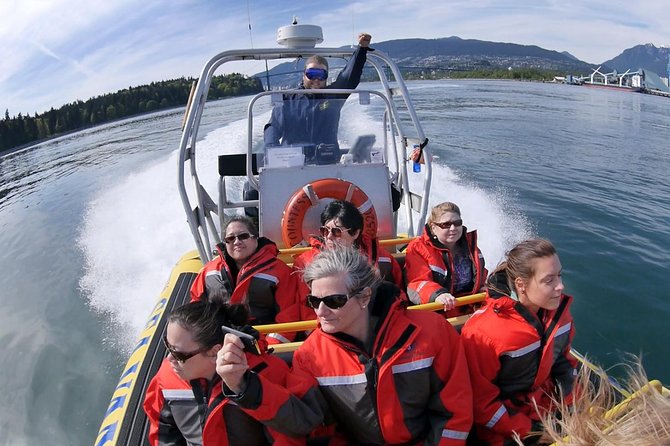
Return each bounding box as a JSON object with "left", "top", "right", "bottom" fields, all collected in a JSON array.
[
  {"left": 256, "top": 292, "right": 487, "bottom": 354},
  {"left": 245, "top": 88, "right": 402, "bottom": 191},
  {"left": 277, "top": 236, "right": 416, "bottom": 264},
  {"left": 178, "top": 47, "right": 432, "bottom": 262}
]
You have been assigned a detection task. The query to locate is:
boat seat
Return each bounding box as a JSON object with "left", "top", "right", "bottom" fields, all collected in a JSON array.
[
  {"left": 218, "top": 153, "right": 259, "bottom": 177},
  {"left": 218, "top": 153, "right": 260, "bottom": 223}
]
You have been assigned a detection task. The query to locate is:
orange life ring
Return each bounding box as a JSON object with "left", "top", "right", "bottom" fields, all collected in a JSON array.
[{"left": 281, "top": 178, "right": 378, "bottom": 248}]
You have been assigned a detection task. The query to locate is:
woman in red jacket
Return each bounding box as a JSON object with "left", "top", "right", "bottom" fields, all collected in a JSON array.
[
  {"left": 292, "top": 199, "right": 404, "bottom": 319},
  {"left": 404, "top": 201, "right": 487, "bottom": 316},
  {"left": 217, "top": 246, "right": 473, "bottom": 445},
  {"left": 190, "top": 215, "right": 300, "bottom": 343},
  {"left": 460, "top": 239, "right": 577, "bottom": 446},
  {"left": 143, "top": 301, "right": 296, "bottom": 446}
]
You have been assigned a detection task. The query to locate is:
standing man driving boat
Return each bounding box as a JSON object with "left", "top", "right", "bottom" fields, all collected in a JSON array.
[{"left": 263, "top": 32, "right": 372, "bottom": 159}]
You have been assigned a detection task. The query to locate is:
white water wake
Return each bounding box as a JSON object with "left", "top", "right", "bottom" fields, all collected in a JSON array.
[{"left": 78, "top": 117, "right": 254, "bottom": 352}]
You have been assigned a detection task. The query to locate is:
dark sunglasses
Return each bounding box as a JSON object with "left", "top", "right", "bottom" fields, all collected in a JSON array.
[
  {"left": 432, "top": 219, "right": 463, "bottom": 229},
  {"left": 163, "top": 334, "right": 208, "bottom": 363},
  {"left": 306, "top": 290, "right": 362, "bottom": 310},
  {"left": 319, "top": 226, "right": 351, "bottom": 238},
  {"left": 304, "top": 67, "right": 328, "bottom": 80},
  {"left": 224, "top": 232, "right": 253, "bottom": 244}
]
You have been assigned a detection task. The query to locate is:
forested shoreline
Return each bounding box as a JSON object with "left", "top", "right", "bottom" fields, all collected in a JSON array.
[
  {"left": 1, "top": 73, "right": 263, "bottom": 153},
  {"left": 1, "top": 68, "right": 560, "bottom": 154}
]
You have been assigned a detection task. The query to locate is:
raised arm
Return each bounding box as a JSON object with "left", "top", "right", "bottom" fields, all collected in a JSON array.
[{"left": 330, "top": 32, "right": 372, "bottom": 89}]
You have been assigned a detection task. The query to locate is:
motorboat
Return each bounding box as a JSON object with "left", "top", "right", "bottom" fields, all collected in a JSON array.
[{"left": 95, "top": 21, "right": 669, "bottom": 446}]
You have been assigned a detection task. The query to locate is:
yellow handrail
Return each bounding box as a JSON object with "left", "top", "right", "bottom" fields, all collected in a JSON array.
[
  {"left": 278, "top": 236, "right": 417, "bottom": 257},
  {"left": 255, "top": 292, "right": 486, "bottom": 334},
  {"left": 268, "top": 313, "right": 476, "bottom": 354}
]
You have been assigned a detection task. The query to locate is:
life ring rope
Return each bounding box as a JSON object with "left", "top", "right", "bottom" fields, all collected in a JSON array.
[
  {"left": 357, "top": 199, "right": 373, "bottom": 214},
  {"left": 344, "top": 184, "right": 355, "bottom": 202},
  {"left": 303, "top": 184, "right": 319, "bottom": 206},
  {"left": 281, "top": 178, "right": 378, "bottom": 248}
]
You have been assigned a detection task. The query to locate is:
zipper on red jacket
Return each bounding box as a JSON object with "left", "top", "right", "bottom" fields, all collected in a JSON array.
[{"left": 190, "top": 378, "right": 209, "bottom": 431}]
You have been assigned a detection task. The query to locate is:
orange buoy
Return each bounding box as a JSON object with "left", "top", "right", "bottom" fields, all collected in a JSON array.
[{"left": 281, "top": 178, "right": 378, "bottom": 247}]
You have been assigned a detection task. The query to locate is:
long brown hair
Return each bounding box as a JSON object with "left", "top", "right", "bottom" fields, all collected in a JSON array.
[{"left": 487, "top": 238, "right": 557, "bottom": 295}]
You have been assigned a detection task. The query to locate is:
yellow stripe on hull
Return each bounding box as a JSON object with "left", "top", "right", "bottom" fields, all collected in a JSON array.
[{"left": 95, "top": 251, "right": 202, "bottom": 446}]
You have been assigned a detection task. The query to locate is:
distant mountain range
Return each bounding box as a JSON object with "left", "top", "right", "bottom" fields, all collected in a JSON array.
[
  {"left": 257, "top": 38, "right": 670, "bottom": 88},
  {"left": 603, "top": 43, "right": 670, "bottom": 76}
]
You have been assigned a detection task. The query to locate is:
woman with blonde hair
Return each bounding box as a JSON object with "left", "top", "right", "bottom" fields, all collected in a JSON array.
[{"left": 405, "top": 201, "right": 487, "bottom": 316}]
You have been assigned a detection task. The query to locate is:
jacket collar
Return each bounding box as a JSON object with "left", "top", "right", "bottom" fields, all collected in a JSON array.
[
  {"left": 484, "top": 270, "right": 518, "bottom": 311},
  {"left": 329, "top": 282, "right": 405, "bottom": 354}
]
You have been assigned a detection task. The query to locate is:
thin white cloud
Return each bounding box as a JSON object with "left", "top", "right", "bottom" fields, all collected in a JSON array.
[
  {"left": 1, "top": 0, "right": 669, "bottom": 116},
  {"left": 30, "top": 41, "right": 61, "bottom": 62}
]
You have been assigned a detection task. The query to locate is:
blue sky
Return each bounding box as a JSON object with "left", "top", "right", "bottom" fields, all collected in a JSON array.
[{"left": 2, "top": 0, "right": 669, "bottom": 117}]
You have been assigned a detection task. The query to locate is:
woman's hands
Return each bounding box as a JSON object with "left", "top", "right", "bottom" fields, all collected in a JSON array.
[
  {"left": 435, "top": 292, "right": 456, "bottom": 311},
  {"left": 216, "top": 333, "right": 250, "bottom": 394}
]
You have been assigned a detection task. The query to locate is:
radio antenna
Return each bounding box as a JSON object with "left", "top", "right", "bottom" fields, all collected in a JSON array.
[
  {"left": 351, "top": 5, "right": 356, "bottom": 47},
  {"left": 246, "top": 0, "right": 254, "bottom": 48}
]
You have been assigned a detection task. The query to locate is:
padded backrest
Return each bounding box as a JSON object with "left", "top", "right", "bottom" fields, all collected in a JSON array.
[{"left": 218, "top": 153, "right": 258, "bottom": 177}]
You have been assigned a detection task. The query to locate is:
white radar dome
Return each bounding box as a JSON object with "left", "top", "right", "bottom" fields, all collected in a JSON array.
[{"left": 277, "top": 18, "right": 323, "bottom": 48}]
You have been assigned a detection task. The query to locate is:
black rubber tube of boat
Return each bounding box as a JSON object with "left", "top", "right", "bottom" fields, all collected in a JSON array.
[{"left": 115, "top": 272, "right": 197, "bottom": 446}]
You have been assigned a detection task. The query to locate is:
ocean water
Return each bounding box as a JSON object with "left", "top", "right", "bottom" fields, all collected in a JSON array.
[{"left": 0, "top": 80, "right": 668, "bottom": 445}]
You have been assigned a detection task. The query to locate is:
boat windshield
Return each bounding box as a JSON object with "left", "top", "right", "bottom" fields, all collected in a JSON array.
[{"left": 248, "top": 88, "right": 399, "bottom": 172}]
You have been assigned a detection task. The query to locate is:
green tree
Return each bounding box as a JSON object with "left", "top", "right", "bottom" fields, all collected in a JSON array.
[{"left": 106, "top": 104, "right": 117, "bottom": 120}]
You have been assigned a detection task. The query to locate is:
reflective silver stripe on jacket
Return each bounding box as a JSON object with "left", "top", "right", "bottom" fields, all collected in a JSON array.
[
  {"left": 501, "top": 340, "right": 541, "bottom": 358},
  {"left": 442, "top": 428, "right": 469, "bottom": 440},
  {"left": 416, "top": 280, "right": 429, "bottom": 292},
  {"left": 267, "top": 332, "right": 291, "bottom": 343},
  {"left": 161, "top": 389, "right": 195, "bottom": 400},
  {"left": 485, "top": 404, "right": 508, "bottom": 428},
  {"left": 429, "top": 264, "right": 447, "bottom": 275},
  {"left": 391, "top": 357, "right": 434, "bottom": 374},
  {"left": 316, "top": 373, "right": 367, "bottom": 386},
  {"left": 554, "top": 321, "right": 571, "bottom": 337},
  {"left": 254, "top": 272, "right": 279, "bottom": 284}
]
